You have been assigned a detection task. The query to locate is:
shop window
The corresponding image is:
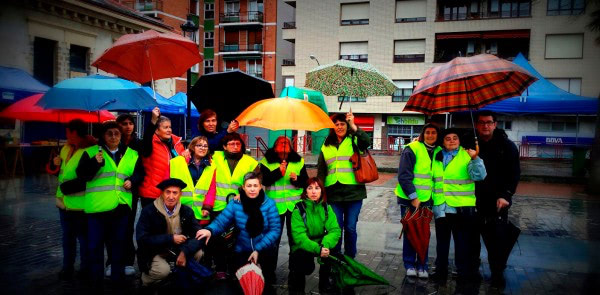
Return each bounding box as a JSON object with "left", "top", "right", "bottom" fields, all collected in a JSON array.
[{"left": 538, "top": 121, "right": 577, "bottom": 132}]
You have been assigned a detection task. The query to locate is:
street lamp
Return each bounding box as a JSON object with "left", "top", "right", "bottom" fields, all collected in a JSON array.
[
  {"left": 181, "top": 14, "right": 199, "bottom": 140},
  {"left": 309, "top": 54, "right": 320, "bottom": 66}
]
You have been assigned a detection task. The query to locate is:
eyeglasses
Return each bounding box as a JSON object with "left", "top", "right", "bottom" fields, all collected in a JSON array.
[
  {"left": 227, "top": 142, "right": 242, "bottom": 147},
  {"left": 477, "top": 121, "right": 496, "bottom": 126},
  {"left": 106, "top": 131, "right": 121, "bottom": 137},
  {"left": 195, "top": 144, "right": 209, "bottom": 149}
]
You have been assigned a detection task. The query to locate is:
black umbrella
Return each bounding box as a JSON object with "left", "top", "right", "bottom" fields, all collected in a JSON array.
[
  {"left": 481, "top": 213, "right": 520, "bottom": 272},
  {"left": 189, "top": 70, "right": 275, "bottom": 122}
]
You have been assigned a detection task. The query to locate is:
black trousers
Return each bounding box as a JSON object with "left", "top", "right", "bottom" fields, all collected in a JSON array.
[
  {"left": 104, "top": 195, "right": 138, "bottom": 267},
  {"left": 288, "top": 249, "right": 332, "bottom": 292},
  {"left": 435, "top": 208, "right": 480, "bottom": 277},
  {"left": 233, "top": 248, "right": 278, "bottom": 285},
  {"left": 205, "top": 210, "right": 231, "bottom": 273},
  {"left": 478, "top": 208, "right": 510, "bottom": 275}
]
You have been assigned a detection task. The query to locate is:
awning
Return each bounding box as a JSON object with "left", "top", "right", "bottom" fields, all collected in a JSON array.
[
  {"left": 436, "top": 32, "right": 481, "bottom": 40},
  {"left": 354, "top": 115, "right": 374, "bottom": 131}
]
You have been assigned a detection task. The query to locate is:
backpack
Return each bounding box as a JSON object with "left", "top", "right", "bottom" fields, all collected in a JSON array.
[{"left": 294, "top": 201, "right": 329, "bottom": 238}]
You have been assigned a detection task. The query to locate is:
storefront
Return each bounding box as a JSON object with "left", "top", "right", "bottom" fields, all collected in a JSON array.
[
  {"left": 385, "top": 115, "right": 425, "bottom": 150},
  {"left": 354, "top": 115, "right": 374, "bottom": 146}
]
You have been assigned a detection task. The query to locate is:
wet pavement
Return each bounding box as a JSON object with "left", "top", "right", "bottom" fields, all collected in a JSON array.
[{"left": 0, "top": 173, "right": 599, "bottom": 294}]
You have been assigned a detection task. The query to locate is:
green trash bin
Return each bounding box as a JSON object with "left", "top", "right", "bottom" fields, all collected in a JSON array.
[{"left": 572, "top": 146, "right": 587, "bottom": 177}]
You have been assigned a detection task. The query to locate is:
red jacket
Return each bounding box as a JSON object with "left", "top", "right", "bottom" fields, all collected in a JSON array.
[{"left": 139, "top": 134, "right": 186, "bottom": 199}]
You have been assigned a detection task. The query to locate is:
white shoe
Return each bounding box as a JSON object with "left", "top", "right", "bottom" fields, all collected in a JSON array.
[
  {"left": 418, "top": 270, "right": 429, "bottom": 279},
  {"left": 105, "top": 265, "right": 111, "bottom": 277},
  {"left": 406, "top": 268, "right": 417, "bottom": 277},
  {"left": 125, "top": 266, "right": 136, "bottom": 276}
]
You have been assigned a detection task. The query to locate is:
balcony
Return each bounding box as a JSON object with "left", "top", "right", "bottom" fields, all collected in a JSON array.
[
  {"left": 436, "top": 1, "right": 531, "bottom": 22},
  {"left": 434, "top": 30, "right": 530, "bottom": 63},
  {"left": 220, "top": 43, "right": 263, "bottom": 57},
  {"left": 283, "top": 22, "right": 296, "bottom": 29},
  {"left": 220, "top": 11, "right": 263, "bottom": 26},
  {"left": 282, "top": 23, "right": 296, "bottom": 43},
  {"left": 282, "top": 59, "right": 295, "bottom": 66}
]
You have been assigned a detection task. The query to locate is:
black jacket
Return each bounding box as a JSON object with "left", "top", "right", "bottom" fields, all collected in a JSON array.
[
  {"left": 260, "top": 147, "right": 308, "bottom": 188},
  {"left": 466, "top": 129, "right": 520, "bottom": 215},
  {"left": 74, "top": 143, "right": 145, "bottom": 186},
  {"left": 135, "top": 202, "right": 203, "bottom": 273}
]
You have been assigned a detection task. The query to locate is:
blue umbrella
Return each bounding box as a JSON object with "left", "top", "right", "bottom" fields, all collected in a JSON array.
[
  {"left": 38, "top": 74, "right": 157, "bottom": 111},
  {"left": 142, "top": 87, "right": 199, "bottom": 117}
]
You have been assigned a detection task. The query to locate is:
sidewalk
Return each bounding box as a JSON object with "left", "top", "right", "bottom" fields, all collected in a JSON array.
[{"left": 0, "top": 174, "right": 598, "bottom": 294}]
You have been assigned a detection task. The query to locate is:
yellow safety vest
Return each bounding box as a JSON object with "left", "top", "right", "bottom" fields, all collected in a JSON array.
[
  {"left": 259, "top": 157, "right": 304, "bottom": 214},
  {"left": 84, "top": 145, "right": 138, "bottom": 213},
  {"left": 191, "top": 164, "right": 215, "bottom": 221},
  {"left": 56, "top": 145, "right": 86, "bottom": 210},
  {"left": 395, "top": 141, "right": 441, "bottom": 202},
  {"left": 432, "top": 147, "right": 476, "bottom": 207},
  {"left": 321, "top": 137, "right": 358, "bottom": 187},
  {"left": 169, "top": 156, "right": 195, "bottom": 206},
  {"left": 201, "top": 151, "right": 258, "bottom": 212}
]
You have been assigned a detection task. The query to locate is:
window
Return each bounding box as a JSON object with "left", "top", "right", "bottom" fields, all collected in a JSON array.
[
  {"left": 204, "top": 59, "right": 213, "bottom": 74},
  {"left": 497, "top": 120, "right": 512, "bottom": 130},
  {"left": 392, "top": 80, "right": 418, "bottom": 102},
  {"left": 547, "top": 78, "right": 582, "bottom": 95},
  {"left": 538, "top": 121, "right": 577, "bottom": 132},
  {"left": 340, "top": 42, "right": 368, "bottom": 62},
  {"left": 33, "top": 37, "right": 56, "bottom": 87},
  {"left": 204, "top": 31, "right": 214, "bottom": 48},
  {"left": 225, "top": 1, "right": 240, "bottom": 15},
  {"left": 545, "top": 34, "right": 583, "bottom": 59},
  {"left": 500, "top": 1, "right": 531, "bottom": 17},
  {"left": 204, "top": 3, "right": 214, "bottom": 19},
  {"left": 191, "top": 63, "right": 199, "bottom": 73},
  {"left": 442, "top": 2, "right": 467, "bottom": 20},
  {"left": 340, "top": 2, "right": 369, "bottom": 25},
  {"left": 225, "top": 60, "right": 239, "bottom": 71},
  {"left": 394, "top": 39, "right": 425, "bottom": 63},
  {"left": 547, "top": 0, "right": 585, "bottom": 15},
  {"left": 69, "top": 45, "right": 89, "bottom": 74},
  {"left": 247, "top": 60, "right": 262, "bottom": 78},
  {"left": 395, "top": 0, "right": 426, "bottom": 22},
  {"left": 338, "top": 96, "right": 366, "bottom": 102}
]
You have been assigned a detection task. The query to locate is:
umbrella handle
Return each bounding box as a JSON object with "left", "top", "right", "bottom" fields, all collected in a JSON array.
[{"left": 475, "top": 138, "right": 479, "bottom": 156}]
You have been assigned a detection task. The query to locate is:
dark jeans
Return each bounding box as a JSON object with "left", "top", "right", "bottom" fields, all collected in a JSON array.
[
  {"left": 59, "top": 209, "right": 89, "bottom": 272},
  {"left": 105, "top": 195, "right": 138, "bottom": 268},
  {"left": 140, "top": 196, "right": 155, "bottom": 208},
  {"left": 330, "top": 200, "right": 363, "bottom": 258},
  {"left": 400, "top": 204, "right": 430, "bottom": 271},
  {"left": 437, "top": 208, "right": 480, "bottom": 278},
  {"left": 88, "top": 205, "right": 129, "bottom": 286},
  {"left": 479, "top": 208, "right": 510, "bottom": 275},
  {"left": 276, "top": 210, "right": 294, "bottom": 251},
  {"left": 288, "top": 249, "right": 332, "bottom": 292},
  {"left": 205, "top": 210, "right": 230, "bottom": 273},
  {"left": 233, "top": 247, "right": 278, "bottom": 285}
]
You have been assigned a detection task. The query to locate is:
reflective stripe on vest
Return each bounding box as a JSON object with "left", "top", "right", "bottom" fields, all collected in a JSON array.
[
  {"left": 57, "top": 145, "right": 87, "bottom": 210},
  {"left": 321, "top": 137, "right": 358, "bottom": 187},
  {"left": 84, "top": 146, "right": 138, "bottom": 213},
  {"left": 432, "top": 147, "right": 476, "bottom": 207},
  {"left": 395, "top": 142, "right": 441, "bottom": 202},
  {"left": 188, "top": 164, "right": 215, "bottom": 221},
  {"left": 259, "top": 157, "right": 304, "bottom": 214},
  {"left": 169, "top": 156, "right": 195, "bottom": 207}
]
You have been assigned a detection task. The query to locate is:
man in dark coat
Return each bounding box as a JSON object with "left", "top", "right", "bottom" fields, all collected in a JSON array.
[
  {"left": 136, "top": 178, "right": 204, "bottom": 287},
  {"left": 473, "top": 111, "right": 520, "bottom": 288}
]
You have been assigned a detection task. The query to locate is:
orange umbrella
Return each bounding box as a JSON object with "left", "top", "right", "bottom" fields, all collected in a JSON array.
[{"left": 235, "top": 97, "right": 334, "bottom": 131}]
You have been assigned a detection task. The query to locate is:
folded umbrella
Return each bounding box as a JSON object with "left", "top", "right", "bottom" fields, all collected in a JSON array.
[
  {"left": 173, "top": 258, "right": 213, "bottom": 288},
  {"left": 481, "top": 215, "right": 520, "bottom": 271},
  {"left": 399, "top": 207, "right": 433, "bottom": 265},
  {"left": 235, "top": 262, "right": 265, "bottom": 295},
  {"left": 327, "top": 254, "right": 389, "bottom": 289}
]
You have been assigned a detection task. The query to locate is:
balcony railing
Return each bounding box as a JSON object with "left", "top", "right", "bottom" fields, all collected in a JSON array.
[
  {"left": 282, "top": 59, "right": 295, "bottom": 66},
  {"left": 220, "top": 11, "right": 264, "bottom": 23},
  {"left": 219, "top": 43, "right": 263, "bottom": 53},
  {"left": 248, "top": 71, "right": 263, "bottom": 78},
  {"left": 436, "top": 7, "right": 531, "bottom": 22},
  {"left": 283, "top": 22, "right": 296, "bottom": 29}
]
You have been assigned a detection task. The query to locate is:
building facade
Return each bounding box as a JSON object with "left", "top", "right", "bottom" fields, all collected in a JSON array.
[{"left": 281, "top": 0, "right": 599, "bottom": 156}]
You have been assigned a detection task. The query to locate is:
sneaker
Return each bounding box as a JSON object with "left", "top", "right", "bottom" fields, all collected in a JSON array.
[
  {"left": 406, "top": 268, "right": 417, "bottom": 277},
  {"left": 124, "top": 265, "right": 136, "bottom": 276},
  {"left": 104, "top": 265, "right": 111, "bottom": 277},
  {"left": 215, "top": 271, "right": 227, "bottom": 280},
  {"left": 417, "top": 270, "right": 429, "bottom": 279}
]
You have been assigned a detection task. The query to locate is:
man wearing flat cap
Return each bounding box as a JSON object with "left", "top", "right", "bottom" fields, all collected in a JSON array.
[{"left": 136, "top": 178, "right": 204, "bottom": 287}]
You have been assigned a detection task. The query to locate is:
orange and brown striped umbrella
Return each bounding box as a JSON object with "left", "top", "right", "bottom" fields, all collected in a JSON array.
[{"left": 404, "top": 54, "right": 537, "bottom": 115}]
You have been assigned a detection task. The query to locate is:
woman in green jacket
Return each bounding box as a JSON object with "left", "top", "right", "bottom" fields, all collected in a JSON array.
[{"left": 289, "top": 177, "right": 341, "bottom": 294}]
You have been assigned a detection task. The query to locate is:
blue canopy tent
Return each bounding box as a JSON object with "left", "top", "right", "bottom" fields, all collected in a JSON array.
[
  {"left": 141, "top": 87, "right": 199, "bottom": 137},
  {"left": 0, "top": 66, "right": 49, "bottom": 103},
  {"left": 482, "top": 53, "right": 598, "bottom": 114}
]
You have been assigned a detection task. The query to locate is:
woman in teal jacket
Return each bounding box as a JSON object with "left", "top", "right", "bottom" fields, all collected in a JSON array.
[{"left": 289, "top": 177, "right": 341, "bottom": 294}]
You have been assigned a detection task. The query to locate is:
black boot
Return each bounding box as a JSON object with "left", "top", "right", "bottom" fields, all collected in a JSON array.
[
  {"left": 318, "top": 264, "right": 338, "bottom": 294},
  {"left": 288, "top": 271, "right": 305, "bottom": 295},
  {"left": 490, "top": 271, "right": 506, "bottom": 289}
]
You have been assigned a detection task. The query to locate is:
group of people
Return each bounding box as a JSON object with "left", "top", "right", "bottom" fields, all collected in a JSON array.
[
  {"left": 395, "top": 110, "right": 520, "bottom": 289},
  {"left": 54, "top": 106, "right": 518, "bottom": 293},
  {"left": 54, "top": 107, "right": 370, "bottom": 294}
]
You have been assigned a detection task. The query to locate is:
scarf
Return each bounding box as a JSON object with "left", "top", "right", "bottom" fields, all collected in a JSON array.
[
  {"left": 153, "top": 197, "right": 182, "bottom": 235},
  {"left": 239, "top": 188, "right": 265, "bottom": 238},
  {"left": 161, "top": 137, "right": 178, "bottom": 158}
]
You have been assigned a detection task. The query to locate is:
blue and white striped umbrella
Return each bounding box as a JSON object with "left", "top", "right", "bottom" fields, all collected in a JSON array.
[{"left": 38, "top": 74, "right": 157, "bottom": 111}]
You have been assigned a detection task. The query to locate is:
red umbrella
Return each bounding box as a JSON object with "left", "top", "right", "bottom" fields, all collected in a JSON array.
[
  {"left": 399, "top": 207, "right": 433, "bottom": 265},
  {"left": 0, "top": 94, "right": 115, "bottom": 123},
  {"left": 235, "top": 263, "right": 264, "bottom": 295},
  {"left": 91, "top": 30, "right": 201, "bottom": 84}
]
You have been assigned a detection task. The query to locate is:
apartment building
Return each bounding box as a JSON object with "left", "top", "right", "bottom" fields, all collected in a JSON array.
[{"left": 281, "top": 0, "right": 600, "bottom": 153}]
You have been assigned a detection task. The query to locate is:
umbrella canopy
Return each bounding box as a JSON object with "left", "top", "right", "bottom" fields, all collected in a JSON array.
[
  {"left": 305, "top": 59, "right": 397, "bottom": 109},
  {"left": 235, "top": 97, "right": 334, "bottom": 131},
  {"left": 0, "top": 94, "right": 114, "bottom": 123},
  {"left": 404, "top": 54, "right": 537, "bottom": 115},
  {"left": 37, "top": 74, "right": 157, "bottom": 111},
  {"left": 0, "top": 66, "right": 49, "bottom": 102},
  {"left": 481, "top": 216, "right": 520, "bottom": 272},
  {"left": 235, "top": 263, "right": 264, "bottom": 295},
  {"left": 328, "top": 254, "right": 390, "bottom": 289},
  {"left": 91, "top": 30, "right": 201, "bottom": 84},
  {"left": 189, "top": 69, "right": 274, "bottom": 122},
  {"left": 400, "top": 207, "right": 433, "bottom": 265},
  {"left": 141, "top": 87, "right": 199, "bottom": 117}
]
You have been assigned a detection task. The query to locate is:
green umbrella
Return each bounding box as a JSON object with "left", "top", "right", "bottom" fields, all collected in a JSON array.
[
  {"left": 326, "top": 254, "right": 390, "bottom": 289},
  {"left": 305, "top": 59, "right": 397, "bottom": 110}
]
